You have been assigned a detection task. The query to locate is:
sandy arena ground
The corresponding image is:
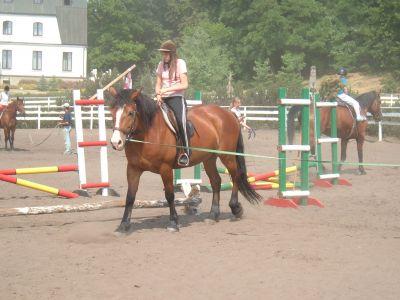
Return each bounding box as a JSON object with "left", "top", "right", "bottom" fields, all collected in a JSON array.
[{"left": 0, "top": 127, "right": 399, "bottom": 300}]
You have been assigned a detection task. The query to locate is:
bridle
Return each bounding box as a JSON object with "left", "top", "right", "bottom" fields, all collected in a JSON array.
[{"left": 112, "top": 105, "right": 139, "bottom": 139}]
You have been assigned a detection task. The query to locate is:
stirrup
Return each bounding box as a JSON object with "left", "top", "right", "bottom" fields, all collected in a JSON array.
[{"left": 177, "top": 153, "right": 190, "bottom": 167}]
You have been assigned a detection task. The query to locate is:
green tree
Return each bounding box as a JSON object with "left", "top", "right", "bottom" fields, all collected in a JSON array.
[{"left": 180, "top": 21, "right": 233, "bottom": 100}]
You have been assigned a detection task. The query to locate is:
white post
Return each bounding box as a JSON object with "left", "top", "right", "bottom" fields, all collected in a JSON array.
[
  {"left": 73, "top": 90, "right": 87, "bottom": 188},
  {"left": 47, "top": 97, "right": 50, "bottom": 110},
  {"left": 243, "top": 106, "right": 247, "bottom": 126},
  {"left": 90, "top": 106, "right": 94, "bottom": 130},
  {"left": 97, "top": 89, "right": 109, "bottom": 196},
  {"left": 378, "top": 121, "right": 382, "bottom": 142},
  {"left": 37, "top": 106, "right": 41, "bottom": 129}
]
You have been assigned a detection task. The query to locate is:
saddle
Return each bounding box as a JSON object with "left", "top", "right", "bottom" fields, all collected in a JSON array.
[
  {"left": 336, "top": 98, "right": 358, "bottom": 137},
  {"left": 160, "top": 103, "right": 196, "bottom": 142}
]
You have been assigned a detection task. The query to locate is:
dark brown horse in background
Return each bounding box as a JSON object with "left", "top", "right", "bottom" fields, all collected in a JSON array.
[
  {"left": 287, "top": 80, "right": 382, "bottom": 175},
  {"left": 0, "top": 97, "right": 25, "bottom": 150},
  {"left": 109, "top": 88, "right": 261, "bottom": 233}
]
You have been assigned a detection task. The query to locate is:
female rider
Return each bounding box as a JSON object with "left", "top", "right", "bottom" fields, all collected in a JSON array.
[{"left": 155, "top": 40, "right": 190, "bottom": 166}]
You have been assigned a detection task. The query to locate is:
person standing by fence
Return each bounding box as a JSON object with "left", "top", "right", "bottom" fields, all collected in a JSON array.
[
  {"left": 230, "top": 97, "right": 256, "bottom": 139},
  {"left": 58, "top": 103, "right": 73, "bottom": 154}
]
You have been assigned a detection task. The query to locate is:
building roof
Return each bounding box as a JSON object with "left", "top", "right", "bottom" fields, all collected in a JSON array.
[
  {"left": 0, "top": 0, "right": 87, "bottom": 15},
  {"left": 0, "top": 0, "right": 87, "bottom": 45}
]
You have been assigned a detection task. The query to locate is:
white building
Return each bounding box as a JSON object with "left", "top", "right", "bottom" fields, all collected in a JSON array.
[{"left": 0, "top": 0, "right": 87, "bottom": 85}]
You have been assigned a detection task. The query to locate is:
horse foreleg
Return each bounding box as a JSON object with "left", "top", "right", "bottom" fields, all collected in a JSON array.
[
  {"left": 10, "top": 128, "right": 15, "bottom": 150},
  {"left": 160, "top": 166, "right": 179, "bottom": 232},
  {"left": 116, "top": 165, "right": 142, "bottom": 234},
  {"left": 340, "top": 139, "right": 349, "bottom": 172},
  {"left": 203, "top": 156, "right": 221, "bottom": 221},
  {"left": 356, "top": 137, "right": 366, "bottom": 175},
  {"left": 4, "top": 129, "right": 9, "bottom": 150}
]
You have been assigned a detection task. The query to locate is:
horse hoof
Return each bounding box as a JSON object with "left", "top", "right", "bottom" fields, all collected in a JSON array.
[
  {"left": 204, "top": 218, "right": 217, "bottom": 225},
  {"left": 166, "top": 221, "right": 180, "bottom": 232},
  {"left": 231, "top": 203, "right": 243, "bottom": 219},
  {"left": 115, "top": 222, "right": 132, "bottom": 234},
  {"left": 358, "top": 170, "right": 367, "bottom": 175}
]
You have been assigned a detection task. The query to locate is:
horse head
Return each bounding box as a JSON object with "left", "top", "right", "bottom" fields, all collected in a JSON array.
[
  {"left": 367, "top": 91, "right": 382, "bottom": 122},
  {"left": 16, "top": 97, "right": 25, "bottom": 115},
  {"left": 109, "top": 87, "right": 142, "bottom": 151}
]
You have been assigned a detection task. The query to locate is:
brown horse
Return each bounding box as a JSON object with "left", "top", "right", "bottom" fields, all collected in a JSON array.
[
  {"left": 0, "top": 97, "right": 25, "bottom": 150},
  {"left": 288, "top": 80, "right": 382, "bottom": 175},
  {"left": 109, "top": 88, "right": 261, "bottom": 233}
]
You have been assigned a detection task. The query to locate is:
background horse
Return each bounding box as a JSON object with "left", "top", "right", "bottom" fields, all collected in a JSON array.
[
  {"left": 0, "top": 97, "right": 25, "bottom": 150},
  {"left": 287, "top": 80, "right": 382, "bottom": 175},
  {"left": 109, "top": 88, "right": 261, "bottom": 233}
]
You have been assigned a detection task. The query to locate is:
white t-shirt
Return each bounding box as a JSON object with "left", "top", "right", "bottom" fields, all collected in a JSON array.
[
  {"left": 231, "top": 107, "right": 242, "bottom": 119},
  {"left": 156, "top": 58, "right": 187, "bottom": 97},
  {"left": 0, "top": 91, "right": 9, "bottom": 105}
]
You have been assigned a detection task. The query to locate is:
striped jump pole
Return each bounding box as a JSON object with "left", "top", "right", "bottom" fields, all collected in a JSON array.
[
  {"left": 73, "top": 89, "right": 118, "bottom": 197},
  {"left": 264, "top": 87, "right": 323, "bottom": 208},
  {"left": 0, "top": 173, "right": 78, "bottom": 198},
  {"left": 0, "top": 165, "right": 78, "bottom": 175},
  {"left": 314, "top": 93, "right": 351, "bottom": 187}
]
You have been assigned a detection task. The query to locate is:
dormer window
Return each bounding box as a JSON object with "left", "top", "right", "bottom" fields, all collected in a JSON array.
[
  {"left": 64, "top": 0, "right": 71, "bottom": 5},
  {"left": 33, "top": 0, "right": 43, "bottom": 4},
  {"left": 2, "top": 21, "right": 12, "bottom": 35},
  {"left": 33, "top": 22, "right": 43, "bottom": 36},
  {"left": 3, "top": 0, "right": 13, "bottom": 4}
]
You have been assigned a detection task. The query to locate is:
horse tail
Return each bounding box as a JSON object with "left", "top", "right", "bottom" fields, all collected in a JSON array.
[
  {"left": 235, "top": 130, "right": 262, "bottom": 204},
  {"left": 287, "top": 105, "right": 302, "bottom": 144}
]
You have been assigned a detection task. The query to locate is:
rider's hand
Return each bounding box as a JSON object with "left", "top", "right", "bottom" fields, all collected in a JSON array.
[{"left": 156, "top": 94, "right": 163, "bottom": 106}]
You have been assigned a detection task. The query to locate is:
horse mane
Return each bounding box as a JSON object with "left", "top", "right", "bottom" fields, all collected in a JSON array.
[
  {"left": 111, "top": 89, "right": 158, "bottom": 132},
  {"left": 355, "top": 91, "right": 379, "bottom": 108}
]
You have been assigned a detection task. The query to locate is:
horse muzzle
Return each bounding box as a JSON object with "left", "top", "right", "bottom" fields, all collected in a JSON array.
[{"left": 111, "top": 129, "right": 126, "bottom": 151}]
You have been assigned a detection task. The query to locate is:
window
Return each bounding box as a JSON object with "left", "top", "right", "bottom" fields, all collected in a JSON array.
[
  {"left": 3, "top": 0, "right": 13, "bottom": 3},
  {"left": 32, "top": 51, "right": 42, "bottom": 70},
  {"left": 64, "top": 0, "right": 71, "bottom": 5},
  {"left": 2, "top": 21, "right": 12, "bottom": 35},
  {"left": 33, "top": 0, "right": 43, "bottom": 4},
  {"left": 33, "top": 22, "right": 43, "bottom": 36},
  {"left": 2, "top": 50, "right": 12, "bottom": 69},
  {"left": 62, "top": 52, "right": 72, "bottom": 71}
]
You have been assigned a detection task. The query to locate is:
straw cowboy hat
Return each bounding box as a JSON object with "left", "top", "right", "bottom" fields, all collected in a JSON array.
[
  {"left": 157, "top": 40, "right": 176, "bottom": 53},
  {"left": 62, "top": 103, "right": 70, "bottom": 108}
]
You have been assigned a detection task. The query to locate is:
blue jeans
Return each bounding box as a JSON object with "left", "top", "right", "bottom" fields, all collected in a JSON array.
[{"left": 64, "top": 126, "right": 72, "bottom": 152}]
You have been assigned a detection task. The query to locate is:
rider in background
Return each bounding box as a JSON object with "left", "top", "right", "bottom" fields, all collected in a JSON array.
[
  {"left": 337, "top": 67, "right": 366, "bottom": 121},
  {"left": 155, "top": 40, "right": 190, "bottom": 166},
  {"left": 0, "top": 86, "right": 10, "bottom": 112}
]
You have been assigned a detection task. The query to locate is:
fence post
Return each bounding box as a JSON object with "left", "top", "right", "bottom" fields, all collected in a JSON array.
[
  {"left": 47, "top": 97, "right": 50, "bottom": 110},
  {"left": 379, "top": 121, "right": 382, "bottom": 142},
  {"left": 90, "top": 106, "right": 94, "bottom": 130}
]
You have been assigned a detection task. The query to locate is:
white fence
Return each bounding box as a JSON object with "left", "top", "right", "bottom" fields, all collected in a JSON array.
[
  {"left": 381, "top": 93, "right": 400, "bottom": 106},
  {"left": 16, "top": 96, "right": 400, "bottom": 141}
]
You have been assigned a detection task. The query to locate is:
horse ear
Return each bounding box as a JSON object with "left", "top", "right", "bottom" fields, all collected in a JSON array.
[
  {"left": 109, "top": 87, "right": 118, "bottom": 97},
  {"left": 129, "top": 88, "right": 142, "bottom": 101}
]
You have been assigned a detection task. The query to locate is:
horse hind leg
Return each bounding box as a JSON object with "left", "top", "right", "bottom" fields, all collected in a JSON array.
[
  {"left": 203, "top": 156, "right": 221, "bottom": 221},
  {"left": 219, "top": 154, "right": 243, "bottom": 219},
  {"left": 115, "top": 165, "right": 143, "bottom": 234}
]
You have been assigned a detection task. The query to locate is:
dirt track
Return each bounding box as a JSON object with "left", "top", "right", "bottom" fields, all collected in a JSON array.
[{"left": 1, "top": 128, "right": 400, "bottom": 300}]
